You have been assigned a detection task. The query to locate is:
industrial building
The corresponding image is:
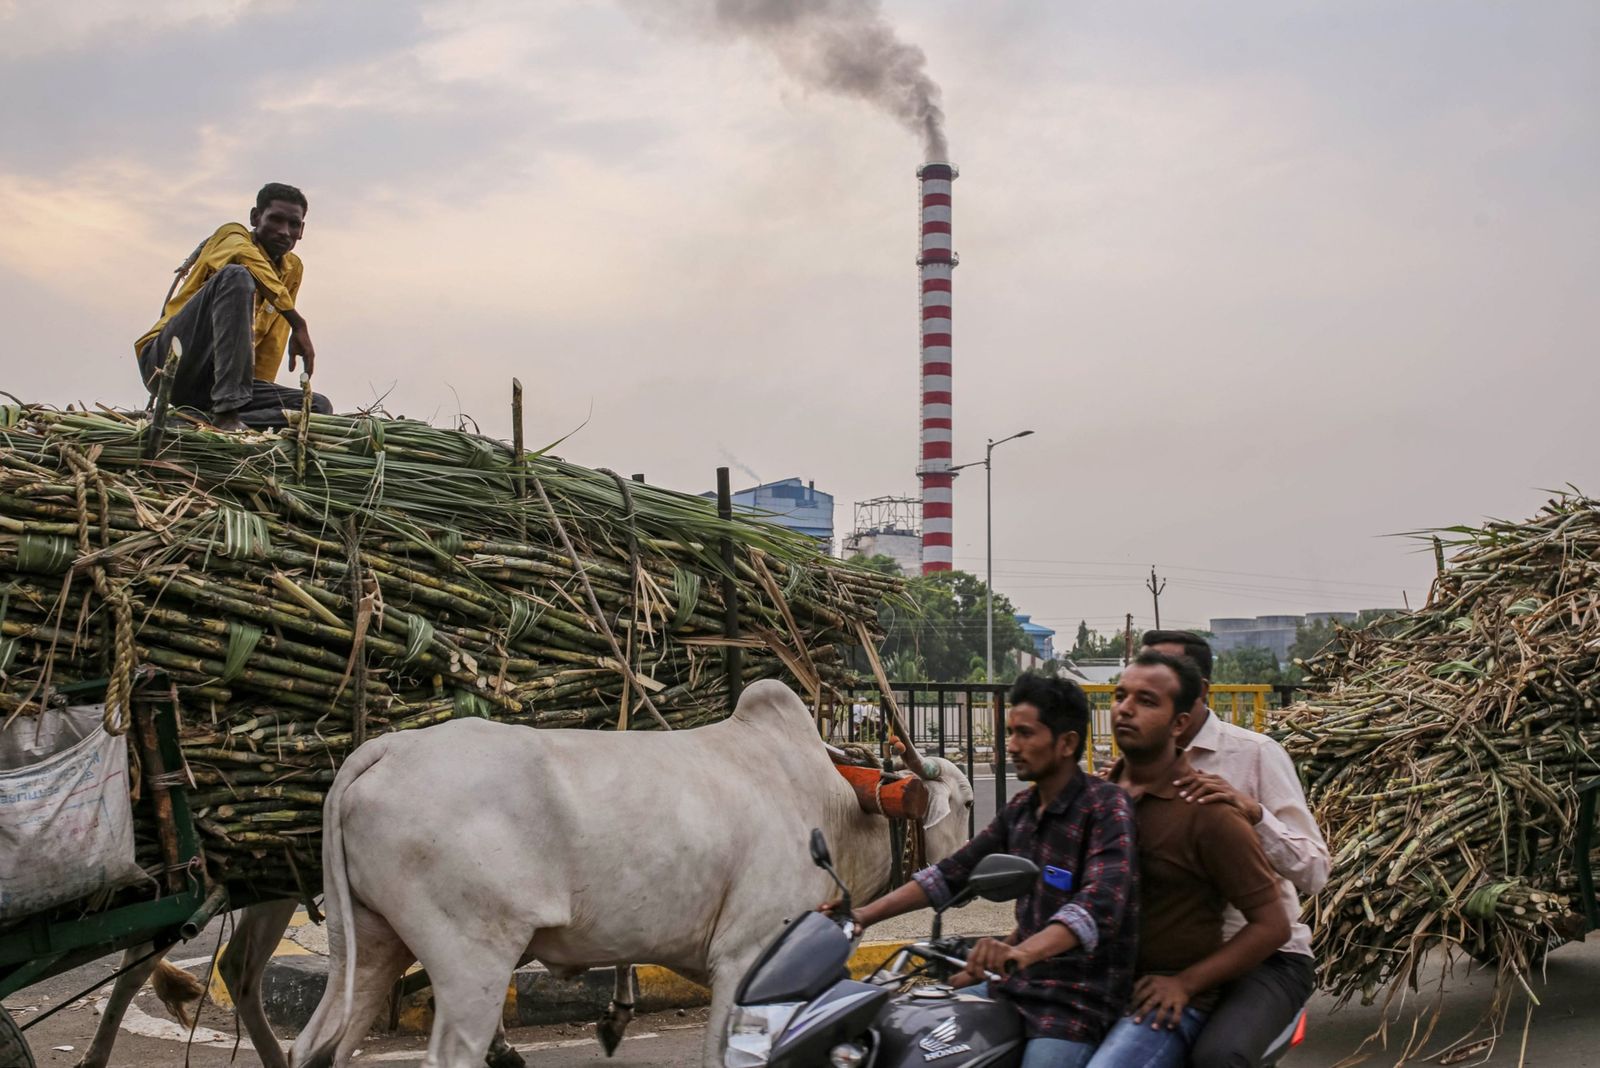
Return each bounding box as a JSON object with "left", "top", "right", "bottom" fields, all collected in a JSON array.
[
  {"left": 1210, "top": 610, "right": 1403, "bottom": 663},
  {"left": 841, "top": 496, "right": 922, "bottom": 576},
  {"left": 703, "top": 478, "right": 834, "bottom": 552},
  {"left": 1016, "top": 614, "right": 1056, "bottom": 663}
]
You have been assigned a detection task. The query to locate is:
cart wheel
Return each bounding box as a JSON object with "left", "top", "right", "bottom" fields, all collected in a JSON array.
[{"left": 0, "top": 1003, "right": 34, "bottom": 1068}]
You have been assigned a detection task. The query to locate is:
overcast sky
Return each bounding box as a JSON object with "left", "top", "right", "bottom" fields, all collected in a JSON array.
[{"left": 3, "top": 0, "right": 1596, "bottom": 641}]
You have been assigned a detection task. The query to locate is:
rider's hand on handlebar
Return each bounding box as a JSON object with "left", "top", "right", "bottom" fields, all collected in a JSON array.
[
  {"left": 961, "top": 937, "right": 1024, "bottom": 985},
  {"left": 817, "top": 899, "right": 861, "bottom": 929},
  {"left": 1131, "top": 974, "right": 1191, "bottom": 1031}
]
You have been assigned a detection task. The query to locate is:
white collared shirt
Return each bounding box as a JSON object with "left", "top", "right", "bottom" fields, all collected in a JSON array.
[{"left": 1186, "top": 709, "right": 1329, "bottom": 959}]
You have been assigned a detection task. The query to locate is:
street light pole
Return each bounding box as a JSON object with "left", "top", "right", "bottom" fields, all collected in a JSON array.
[
  {"left": 955, "top": 429, "right": 1036, "bottom": 686},
  {"left": 985, "top": 442, "right": 994, "bottom": 684}
]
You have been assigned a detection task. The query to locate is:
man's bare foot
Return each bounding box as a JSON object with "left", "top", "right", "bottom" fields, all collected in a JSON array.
[{"left": 211, "top": 412, "right": 249, "bottom": 432}]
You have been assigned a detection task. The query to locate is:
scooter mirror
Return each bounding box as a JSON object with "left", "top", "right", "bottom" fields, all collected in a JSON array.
[
  {"left": 809, "top": 828, "right": 833, "bottom": 869},
  {"left": 966, "top": 854, "right": 1039, "bottom": 902}
]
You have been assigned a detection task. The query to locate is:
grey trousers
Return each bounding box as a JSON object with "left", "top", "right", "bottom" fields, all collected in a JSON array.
[
  {"left": 137, "top": 263, "right": 331, "bottom": 427},
  {"left": 1189, "top": 951, "right": 1315, "bottom": 1068}
]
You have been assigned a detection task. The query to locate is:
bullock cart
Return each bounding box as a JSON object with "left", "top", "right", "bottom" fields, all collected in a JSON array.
[{"left": 0, "top": 399, "right": 900, "bottom": 1064}]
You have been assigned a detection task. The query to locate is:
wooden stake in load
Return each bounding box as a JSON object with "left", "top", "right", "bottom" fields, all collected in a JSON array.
[
  {"left": 853, "top": 619, "right": 937, "bottom": 781},
  {"left": 143, "top": 338, "right": 182, "bottom": 460}
]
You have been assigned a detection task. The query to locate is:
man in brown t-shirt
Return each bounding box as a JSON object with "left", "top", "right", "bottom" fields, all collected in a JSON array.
[{"left": 1085, "top": 652, "right": 1288, "bottom": 1068}]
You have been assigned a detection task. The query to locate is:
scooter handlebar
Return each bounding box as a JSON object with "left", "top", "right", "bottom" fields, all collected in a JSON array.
[{"left": 904, "top": 941, "right": 1006, "bottom": 984}]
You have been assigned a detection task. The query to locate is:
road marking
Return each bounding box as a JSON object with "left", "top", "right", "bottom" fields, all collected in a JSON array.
[
  {"left": 352, "top": 1031, "right": 662, "bottom": 1062},
  {"left": 103, "top": 999, "right": 256, "bottom": 1049},
  {"left": 169, "top": 956, "right": 215, "bottom": 969}
]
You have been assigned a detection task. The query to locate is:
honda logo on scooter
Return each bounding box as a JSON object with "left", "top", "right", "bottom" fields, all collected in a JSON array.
[{"left": 919, "top": 1018, "right": 973, "bottom": 1061}]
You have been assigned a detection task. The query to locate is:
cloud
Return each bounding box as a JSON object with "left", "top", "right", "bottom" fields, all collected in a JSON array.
[
  {"left": 0, "top": 1, "right": 1595, "bottom": 636},
  {"left": 0, "top": 0, "right": 259, "bottom": 59}
]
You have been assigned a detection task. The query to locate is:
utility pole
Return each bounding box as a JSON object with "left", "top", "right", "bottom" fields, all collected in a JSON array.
[
  {"left": 1123, "top": 613, "right": 1133, "bottom": 666},
  {"left": 1146, "top": 566, "right": 1166, "bottom": 630}
]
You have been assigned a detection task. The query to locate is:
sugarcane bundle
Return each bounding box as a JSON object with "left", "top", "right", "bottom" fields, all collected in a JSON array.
[
  {"left": 0, "top": 403, "right": 899, "bottom": 900},
  {"left": 1276, "top": 494, "right": 1600, "bottom": 1008}
]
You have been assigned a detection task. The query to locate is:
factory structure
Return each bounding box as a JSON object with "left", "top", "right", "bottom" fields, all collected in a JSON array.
[
  {"left": 1210, "top": 610, "right": 1405, "bottom": 663},
  {"left": 841, "top": 160, "right": 961, "bottom": 578},
  {"left": 840, "top": 496, "right": 922, "bottom": 576},
  {"left": 915, "top": 162, "right": 958, "bottom": 574},
  {"left": 703, "top": 478, "right": 835, "bottom": 552}
]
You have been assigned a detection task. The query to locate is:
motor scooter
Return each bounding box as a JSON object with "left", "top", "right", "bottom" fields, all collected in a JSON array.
[{"left": 723, "top": 829, "right": 1308, "bottom": 1068}]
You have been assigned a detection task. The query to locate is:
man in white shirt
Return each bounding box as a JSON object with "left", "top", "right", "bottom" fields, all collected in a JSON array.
[{"left": 1140, "top": 630, "right": 1328, "bottom": 1068}]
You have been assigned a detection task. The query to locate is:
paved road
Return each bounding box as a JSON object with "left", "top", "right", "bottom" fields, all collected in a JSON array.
[{"left": 13, "top": 935, "right": 1600, "bottom": 1066}]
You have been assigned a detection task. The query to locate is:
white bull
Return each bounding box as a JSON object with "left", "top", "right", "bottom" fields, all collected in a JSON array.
[{"left": 289, "top": 680, "right": 973, "bottom": 1068}]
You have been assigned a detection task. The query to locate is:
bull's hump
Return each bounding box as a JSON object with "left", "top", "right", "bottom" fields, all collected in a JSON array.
[{"left": 730, "top": 679, "right": 815, "bottom": 730}]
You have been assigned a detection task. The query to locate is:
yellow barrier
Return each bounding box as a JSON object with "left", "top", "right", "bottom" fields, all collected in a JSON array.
[{"left": 1082, "top": 684, "right": 1272, "bottom": 766}]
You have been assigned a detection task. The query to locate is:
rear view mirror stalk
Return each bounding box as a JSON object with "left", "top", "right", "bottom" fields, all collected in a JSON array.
[{"left": 809, "top": 828, "right": 852, "bottom": 919}]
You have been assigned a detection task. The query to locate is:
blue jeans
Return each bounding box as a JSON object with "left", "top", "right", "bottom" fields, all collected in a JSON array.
[
  {"left": 1084, "top": 1007, "right": 1209, "bottom": 1068},
  {"left": 1022, "top": 1036, "right": 1096, "bottom": 1067},
  {"left": 966, "top": 985, "right": 1095, "bottom": 1068}
]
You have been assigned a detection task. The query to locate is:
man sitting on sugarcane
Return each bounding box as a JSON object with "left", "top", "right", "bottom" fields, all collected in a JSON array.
[
  {"left": 1139, "top": 630, "right": 1329, "bottom": 1068},
  {"left": 135, "top": 182, "right": 332, "bottom": 431}
]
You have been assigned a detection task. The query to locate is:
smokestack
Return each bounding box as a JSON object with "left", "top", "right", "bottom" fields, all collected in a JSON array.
[{"left": 916, "top": 160, "right": 957, "bottom": 574}]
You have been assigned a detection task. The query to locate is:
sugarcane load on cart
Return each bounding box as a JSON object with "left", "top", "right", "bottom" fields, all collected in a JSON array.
[{"left": 0, "top": 397, "right": 908, "bottom": 1067}]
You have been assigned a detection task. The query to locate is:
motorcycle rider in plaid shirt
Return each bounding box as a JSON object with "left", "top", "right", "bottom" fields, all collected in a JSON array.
[{"left": 843, "top": 674, "right": 1138, "bottom": 1068}]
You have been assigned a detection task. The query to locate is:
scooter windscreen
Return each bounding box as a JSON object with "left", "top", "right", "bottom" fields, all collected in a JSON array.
[{"left": 735, "top": 911, "right": 854, "bottom": 1006}]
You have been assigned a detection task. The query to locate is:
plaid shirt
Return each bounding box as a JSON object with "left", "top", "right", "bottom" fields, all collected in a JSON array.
[{"left": 914, "top": 770, "right": 1138, "bottom": 1043}]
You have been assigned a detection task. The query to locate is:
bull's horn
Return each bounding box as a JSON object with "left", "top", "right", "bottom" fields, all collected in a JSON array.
[
  {"left": 824, "top": 742, "right": 852, "bottom": 764},
  {"left": 892, "top": 736, "right": 941, "bottom": 781}
]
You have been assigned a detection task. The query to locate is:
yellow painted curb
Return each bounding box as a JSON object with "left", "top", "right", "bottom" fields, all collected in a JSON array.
[
  {"left": 228, "top": 937, "right": 914, "bottom": 1032},
  {"left": 206, "top": 938, "right": 310, "bottom": 1008},
  {"left": 849, "top": 940, "right": 910, "bottom": 979},
  {"left": 397, "top": 941, "right": 910, "bottom": 1034},
  {"left": 634, "top": 963, "right": 709, "bottom": 1002}
]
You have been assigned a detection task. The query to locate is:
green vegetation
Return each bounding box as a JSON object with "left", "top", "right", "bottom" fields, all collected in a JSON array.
[
  {"left": 1067, "top": 620, "right": 1131, "bottom": 662},
  {"left": 850, "top": 555, "right": 1032, "bottom": 682}
]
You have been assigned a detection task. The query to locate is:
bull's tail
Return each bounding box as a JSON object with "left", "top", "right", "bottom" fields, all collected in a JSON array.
[
  {"left": 150, "top": 957, "right": 206, "bottom": 1027},
  {"left": 291, "top": 738, "right": 389, "bottom": 1068}
]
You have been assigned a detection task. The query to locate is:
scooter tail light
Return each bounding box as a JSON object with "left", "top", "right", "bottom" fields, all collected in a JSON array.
[{"left": 1291, "top": 1011, "right": 1308, "bottom": 1047}]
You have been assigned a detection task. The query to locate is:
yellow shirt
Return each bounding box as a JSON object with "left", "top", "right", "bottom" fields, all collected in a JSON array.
[{"left": 135, "top": 223, "right": 303, "bottom": 381}]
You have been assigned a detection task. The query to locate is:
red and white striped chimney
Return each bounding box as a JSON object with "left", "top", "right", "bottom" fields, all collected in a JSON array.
[{"left": 917, "top": 161, "right": 958, "bottom": 574}]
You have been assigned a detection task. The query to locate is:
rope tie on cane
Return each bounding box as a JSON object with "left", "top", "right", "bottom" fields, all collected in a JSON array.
[
  {"left": 61, "top": 445, "right": 136, "bottom": 734},
  {"left": 1464, "top": 881, "right": 1513, "bottom": 920}
]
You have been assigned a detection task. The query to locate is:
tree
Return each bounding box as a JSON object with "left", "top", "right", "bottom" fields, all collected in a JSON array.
[
  {"left": 1288, "top": 619, "right": 1342, "bottom": 668},
  {"left": 852, "top": 561, "right": 1033, "bottom": 683},
  {"left": 1212, "top": 646, "right": 1285, "bottom": 685},
  {"left": 1067, "top": 623, "right": 1131, "bottom": 663},
  {"left": 848, "top": 553, "right": 905, "bottom": 578}
]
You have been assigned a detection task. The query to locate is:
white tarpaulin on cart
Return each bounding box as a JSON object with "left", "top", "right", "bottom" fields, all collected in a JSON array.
[{"left": 0, "top": 704, "right": 144, "bottom": 921}]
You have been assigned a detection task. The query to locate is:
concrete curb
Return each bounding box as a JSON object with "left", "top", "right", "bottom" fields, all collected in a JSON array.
[{"left": 212, "top": 940, "right": 912, "bottom": 1037}]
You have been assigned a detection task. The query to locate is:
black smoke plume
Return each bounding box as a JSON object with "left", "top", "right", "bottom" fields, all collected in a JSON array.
[{"left": 634, "top": 0, "right": 948, "bottom": 160}]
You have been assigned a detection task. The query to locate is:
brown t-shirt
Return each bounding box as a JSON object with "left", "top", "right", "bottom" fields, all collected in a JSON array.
[{"left": 1112, "top": 755, "right": 1280, "bottom": 1002}]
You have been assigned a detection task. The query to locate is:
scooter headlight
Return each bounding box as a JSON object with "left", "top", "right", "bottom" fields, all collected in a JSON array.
[
  {"left": 830, "top": 1040, "right": 869, "bottom": 1067},
  {"left": 723, "top": 1002, "right": 802, "bottom": 1067}
]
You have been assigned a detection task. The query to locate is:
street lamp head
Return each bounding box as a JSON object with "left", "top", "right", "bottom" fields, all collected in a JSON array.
[{"left": 989, "top": 429, "right": 1037, "bottom": 450}]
